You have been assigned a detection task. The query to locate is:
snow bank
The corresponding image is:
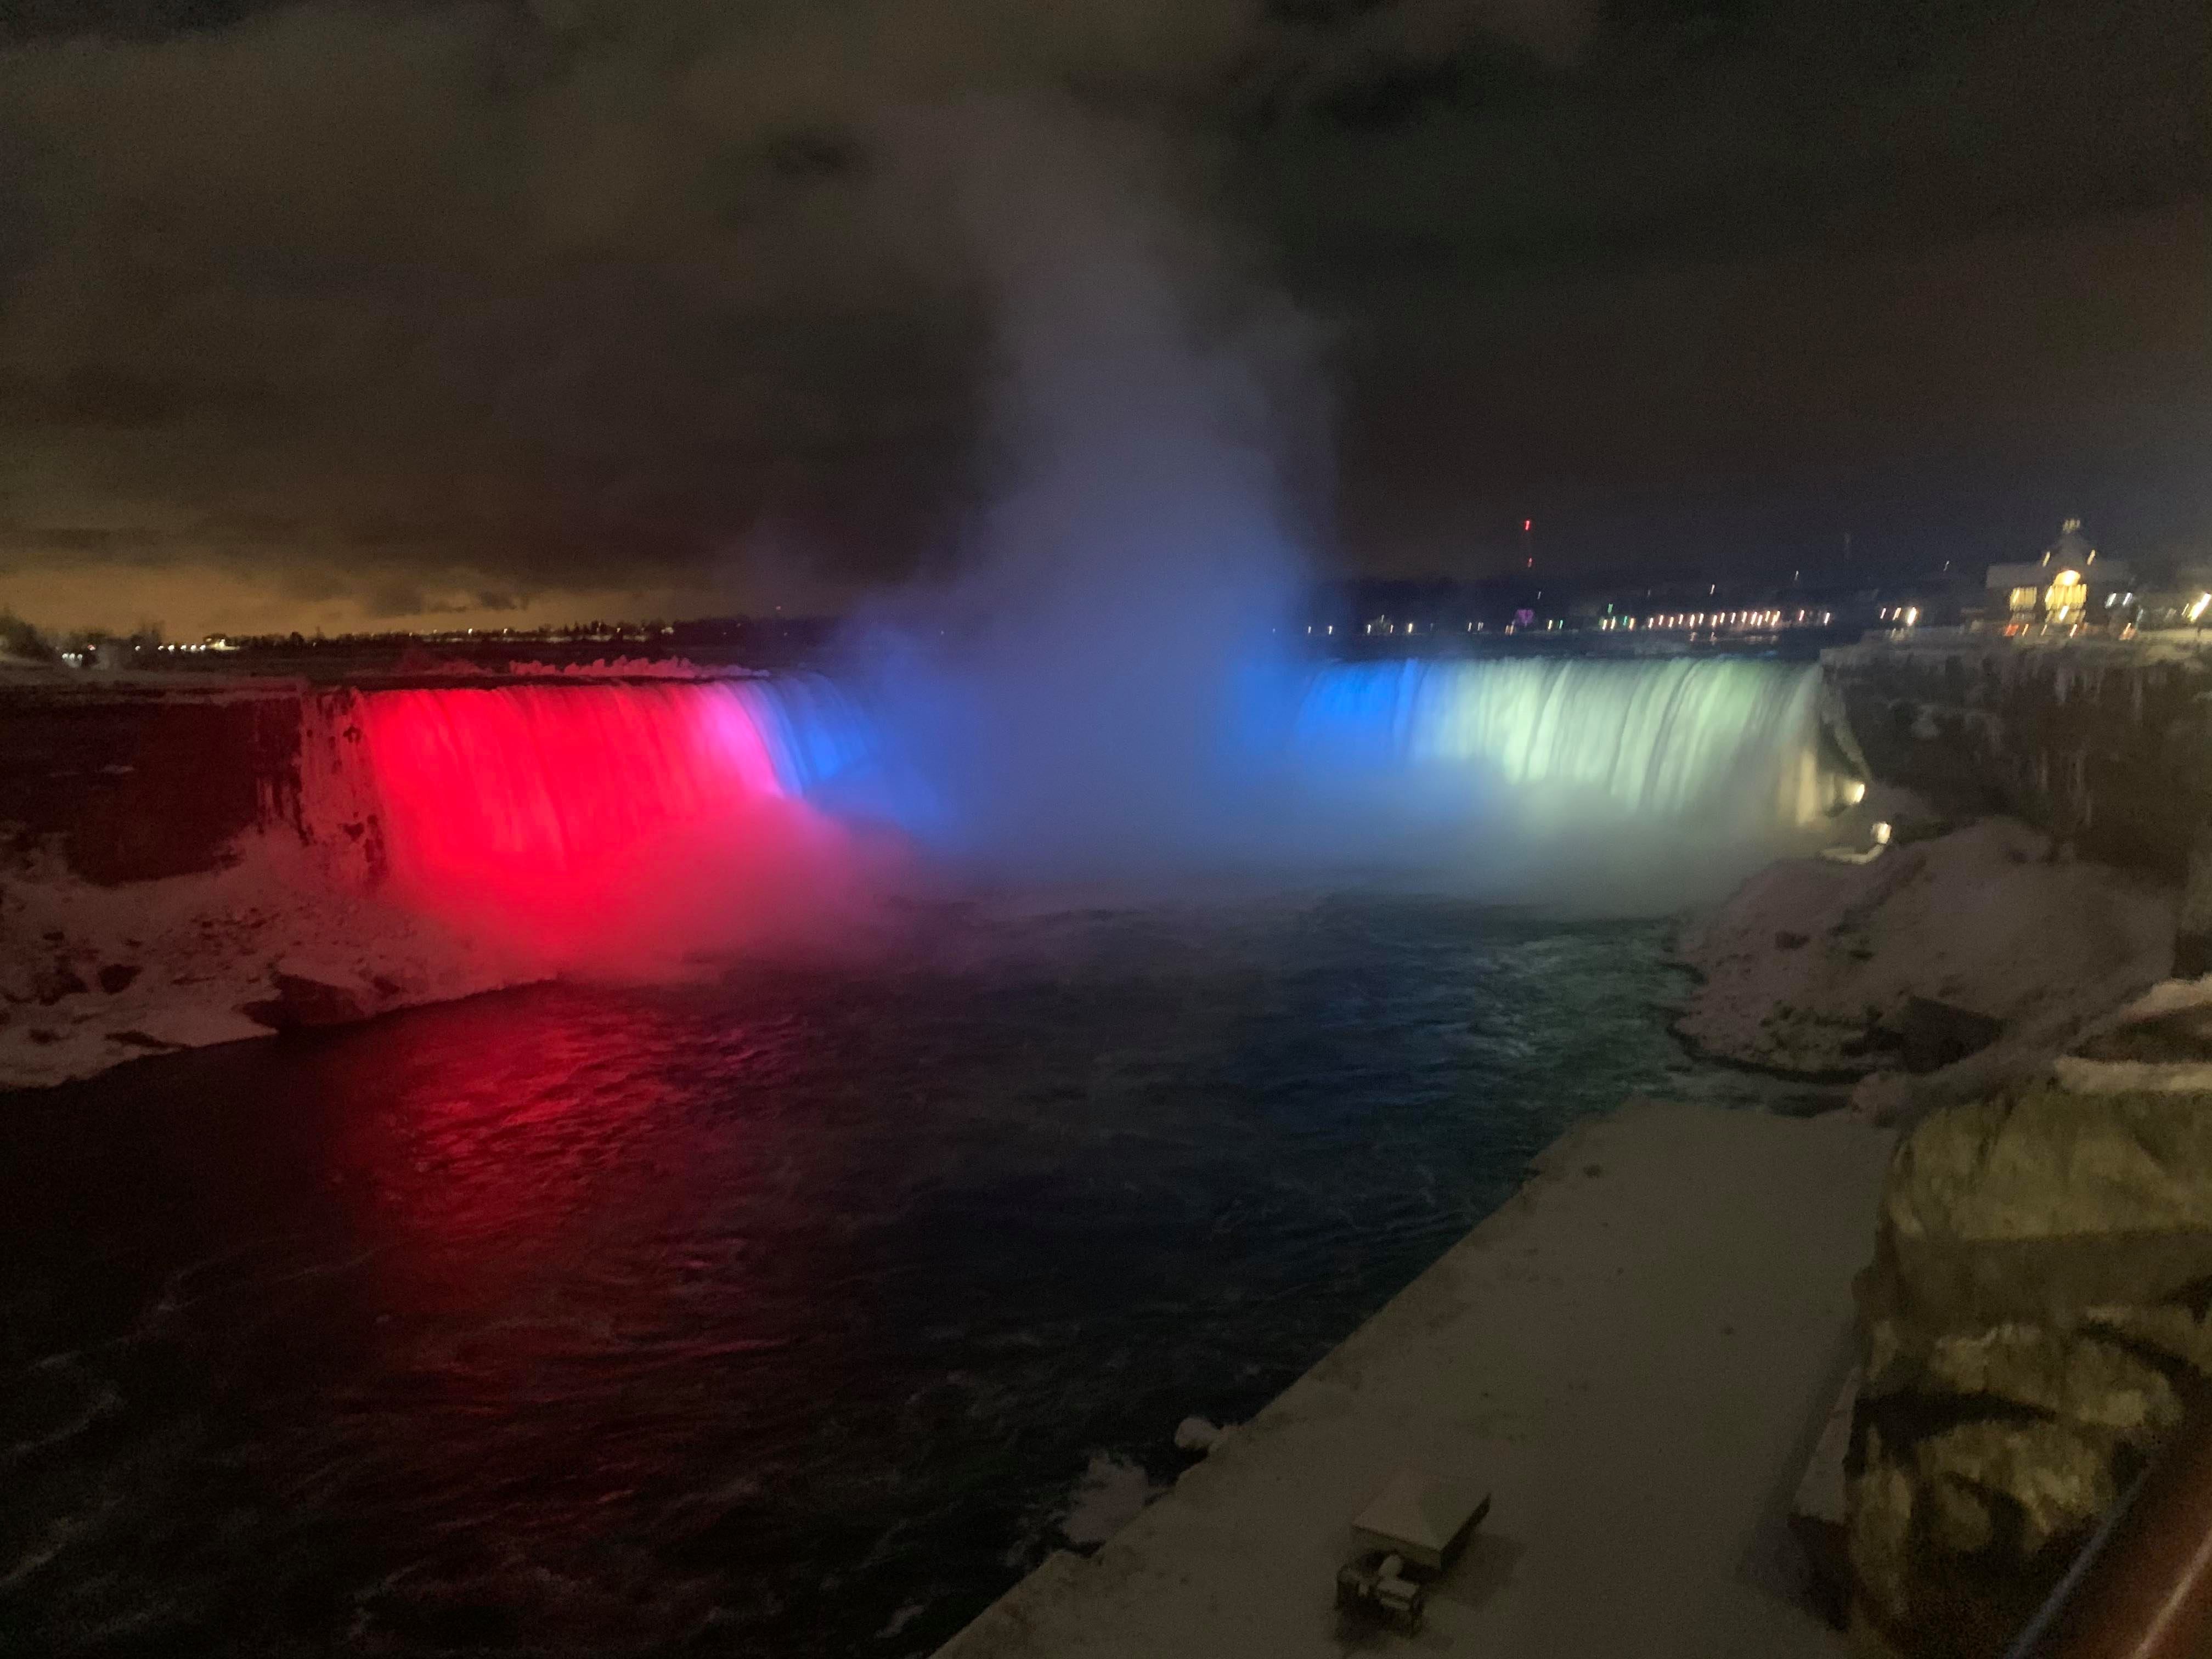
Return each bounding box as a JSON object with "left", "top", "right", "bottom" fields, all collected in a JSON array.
[
  {"left": 1676, "top": 803, "right": 2174, "bottom": 1115},
  {"left": 0, "top": 833, "right": 537, "bottom": 1092}
]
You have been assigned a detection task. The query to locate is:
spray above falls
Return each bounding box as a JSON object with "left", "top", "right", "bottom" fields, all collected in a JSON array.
[{"left": 837, "top": 98, "right": 1318, "bottom": 874}]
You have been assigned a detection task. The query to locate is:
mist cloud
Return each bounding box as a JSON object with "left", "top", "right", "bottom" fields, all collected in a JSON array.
[{"left": 838, "top": 95, "right": 1320, "bottom": 873}]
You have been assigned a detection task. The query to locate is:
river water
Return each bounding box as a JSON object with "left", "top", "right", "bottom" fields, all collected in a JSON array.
[{"left": 0, "top": 891, "right": 1817, "bottom": 1656}]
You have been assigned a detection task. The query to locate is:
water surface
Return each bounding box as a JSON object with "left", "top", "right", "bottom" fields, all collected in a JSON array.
[{"left": 0, "top": 894, "right": 1815, "bottom": 1656}]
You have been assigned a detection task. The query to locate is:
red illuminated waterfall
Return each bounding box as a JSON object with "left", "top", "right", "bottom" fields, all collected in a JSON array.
[{"left": 304, "top": 681, "right": 869, "bottom": 966}]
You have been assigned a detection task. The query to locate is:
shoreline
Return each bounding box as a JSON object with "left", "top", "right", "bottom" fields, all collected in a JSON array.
[
  {"left": 1663, "top": 997, "right": 1873, "bottom": 1088},
  {"left": 934, "top": 1098, "right": 1895, "bottom": 1658},
  {"left": 0, "top": 835, "right": 543, "bottom": 1092}
]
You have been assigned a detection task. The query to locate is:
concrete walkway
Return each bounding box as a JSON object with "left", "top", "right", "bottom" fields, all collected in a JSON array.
[{"left": 937, "top": 1099, "right": 1895, "bottom": 1659}]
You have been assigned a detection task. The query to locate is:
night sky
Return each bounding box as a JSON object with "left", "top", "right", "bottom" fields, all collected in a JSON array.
[{"left": 0, "top": 0, "right": 2205, "bottom": 636}]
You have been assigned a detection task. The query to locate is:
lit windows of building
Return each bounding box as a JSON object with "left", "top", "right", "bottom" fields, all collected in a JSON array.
[
  {"left": 2044, "top": 569, "right": 2089, "bottom": 620},
  {"left": 1984, "top": 518, "right": 2131, "bottom": 630}
]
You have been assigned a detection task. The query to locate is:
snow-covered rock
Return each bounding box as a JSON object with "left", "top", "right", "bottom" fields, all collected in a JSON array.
[
  {"left": 1172, "top": 1416, "right": 1224, "bottom": 1454},
  {"left": 0, "top": 834, "right": 539, "bottom": 1091},
  {"left": 1676, "top": 815, "right": 2174, "bottom": 1111}
]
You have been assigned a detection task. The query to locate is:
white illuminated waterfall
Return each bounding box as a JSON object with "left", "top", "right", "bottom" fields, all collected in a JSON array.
[{"left": 1294, "top": 657, "right": 1838, "bottom": 838}]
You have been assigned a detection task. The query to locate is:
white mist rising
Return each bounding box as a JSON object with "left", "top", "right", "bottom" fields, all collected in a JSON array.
[{"left": 837, "top": 97, "right": 1322, "bottom": 878}]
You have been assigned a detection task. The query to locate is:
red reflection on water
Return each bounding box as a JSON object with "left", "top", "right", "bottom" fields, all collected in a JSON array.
[
  {"left": 349, "top": 685, "right": 862, "bottom": 966},
  {"left": 331, "top": 989, "right": 711, "bottom": 1308}
]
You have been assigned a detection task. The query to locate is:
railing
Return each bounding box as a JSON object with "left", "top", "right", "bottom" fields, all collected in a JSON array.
[{"left": 2005, "top": 1404, "right": 2212, "bottom": 1658}]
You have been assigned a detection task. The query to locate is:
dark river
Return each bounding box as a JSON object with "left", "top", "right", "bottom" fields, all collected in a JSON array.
[{"left": 0, "top": 894, "right": 1814, "bottom": 1657}]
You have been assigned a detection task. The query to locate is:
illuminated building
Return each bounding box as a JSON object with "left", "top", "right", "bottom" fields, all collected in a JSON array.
[{"left": 1983, "top": 518, "right": 2134, "bottom": 630}]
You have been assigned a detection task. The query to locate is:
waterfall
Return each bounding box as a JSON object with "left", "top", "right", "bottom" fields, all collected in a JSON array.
[
  {"left": 280, "top": 659, "right": 1841, "bottom": 944},
  {"left": 1293, "top": 657, "right": 1838, "bottom": 848},
  {"left": 295, "top": 676, "right": 881, "bottom": 963}
]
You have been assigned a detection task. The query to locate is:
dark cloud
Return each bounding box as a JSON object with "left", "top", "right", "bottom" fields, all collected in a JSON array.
[
  {"left": 0, "top": 0, "right": 2202, "bottom": 635},
  {"left": 364, "top": 579, "right": 430, "bottom": 620}
]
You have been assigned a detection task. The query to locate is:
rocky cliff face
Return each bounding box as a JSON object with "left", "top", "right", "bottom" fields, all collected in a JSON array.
[
  {"left": 0, "top": 679, "right": 520, "bottom": 1090},
  {"left": 1823, "top": 639, "right": 2212, "bottom": 882},
  {"left": 1848, "top": 1081, "right": 2212, "bottom": 1657},
  {"left": 1675, "top": 639, "right": 2212, "bottom": 1650},
  {"left": 0, "top": 680, "right": 308, "bottom": 883}
]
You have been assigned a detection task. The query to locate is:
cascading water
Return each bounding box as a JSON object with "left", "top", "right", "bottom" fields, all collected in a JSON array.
[
  {"left": 1284, "top": 656, "right": 1844, "bottom": 900},
  {"left": 1297, "top": 657, "right": 1834, "bottom": 825},
  {"left": 284, "top": 657, "right": 1844, "bottom": 951},
  {"left": 296, "top": 677, "right": 884, "bottom": 965}
]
